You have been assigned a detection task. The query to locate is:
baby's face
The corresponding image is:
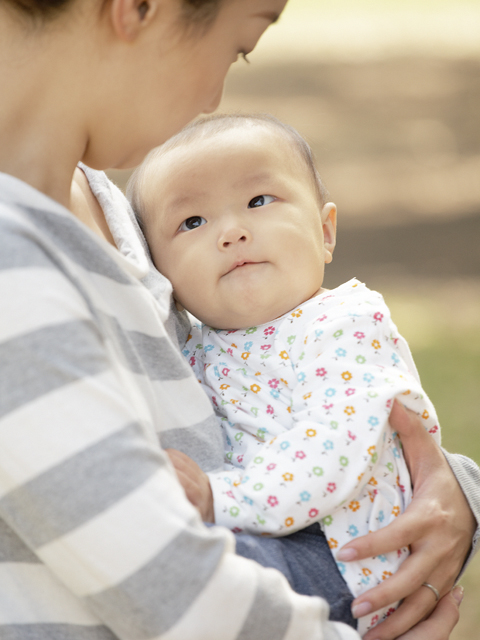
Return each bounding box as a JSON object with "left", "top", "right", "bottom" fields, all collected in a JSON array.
[{"left": 146, "top": 126, "right": 336, "bottom": 329}]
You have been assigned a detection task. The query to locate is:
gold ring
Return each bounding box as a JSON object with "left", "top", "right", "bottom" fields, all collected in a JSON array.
[{"left": 422, "top": 582, "right": 440, "bottom": 601}]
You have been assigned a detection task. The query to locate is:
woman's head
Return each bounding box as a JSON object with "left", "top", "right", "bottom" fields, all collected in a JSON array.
[
  {"left": 103, "top": 0, "right": 287, "bottom": 169},
  {"left": 2, "top": 0, "right": 287, "bottom": 173}
]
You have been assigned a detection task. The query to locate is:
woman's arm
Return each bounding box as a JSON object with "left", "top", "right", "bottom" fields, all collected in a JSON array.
[{"left": 337, "top": 400, "right": 478, "bottom": 640}]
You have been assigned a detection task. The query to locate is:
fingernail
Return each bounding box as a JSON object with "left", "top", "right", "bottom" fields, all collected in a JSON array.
[
  {"left": 352, "top": 601, "right": 372, "bottom": 618},
  {"left": 452, "top": 585, "right": 464, "bottom": 605},
  {"left": 337, "top": 547, "right": 357, "bottom": 561}
]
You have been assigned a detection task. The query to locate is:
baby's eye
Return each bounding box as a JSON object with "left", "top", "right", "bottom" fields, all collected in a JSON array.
[
  {"left": 248, "top": 195, "right": 275, "bottom": 208},
  {"left": 179, "top": 216, "right": 207, "bottom": 232}
]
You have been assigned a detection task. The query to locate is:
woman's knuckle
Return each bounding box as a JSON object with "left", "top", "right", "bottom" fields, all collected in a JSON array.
[{"left": 429, "top": 503, "right": 450, "bottom": 529}]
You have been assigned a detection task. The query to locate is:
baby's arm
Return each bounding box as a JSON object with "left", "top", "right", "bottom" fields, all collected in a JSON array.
[
  {"left": 207, "top": 291, "right": 439, "bottom": 536},
  {"left": 166, "top": 448, "right": 215, "bottom": 522}
]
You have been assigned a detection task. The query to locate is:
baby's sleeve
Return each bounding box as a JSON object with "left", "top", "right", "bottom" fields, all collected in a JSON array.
[{"left": 207, "top": 287, "right": 439, "bottom": 536}]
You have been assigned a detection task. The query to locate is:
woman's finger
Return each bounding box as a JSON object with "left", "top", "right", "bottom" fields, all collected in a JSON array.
[
  {"left": 362, "top": 587, "right": 438, "bottom": 640},
  {"left": 349, "top": 547, "right": 439, "bottom": 618},
  {"left": 337, "top": 505, "right": 430, "bottom": 563},
  {"left": 360, "top": 556, "right": 460, "bottom": 640},
  {"left": 350, "top": 523, "right": 460, "bottom": 633},
  {"left": 395, "top": 587, "right": 463, "bottom": 640},
  {"left": 337, "top": 488, "right": 443, "bottom": 564},
  {"left": 363, "top": 584, "right": 463, "bottom": 640}
]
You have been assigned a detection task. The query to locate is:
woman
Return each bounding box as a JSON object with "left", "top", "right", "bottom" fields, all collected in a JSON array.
[{"left": 0, "top": 0, "right": 477, "bottom": 638}]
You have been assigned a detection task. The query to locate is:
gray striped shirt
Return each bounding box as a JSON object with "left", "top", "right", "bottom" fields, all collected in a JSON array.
[{"left": 0, "top": 169, "right": 362, "bottom": 640}]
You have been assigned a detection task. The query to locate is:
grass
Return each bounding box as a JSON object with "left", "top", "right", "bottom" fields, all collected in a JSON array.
[
  {"left": 414, "top": 342, "right": 480, "bottom": 461},
  {"left": 385, "top": 286, "right": 480, "bottom": 461},
  {"left": 383, "top": 286, "right": 480, "bottom": 638}
]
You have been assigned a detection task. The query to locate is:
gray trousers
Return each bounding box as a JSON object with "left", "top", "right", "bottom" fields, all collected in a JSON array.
[{"left": 232, "top": 523, "right": 357, "bottom": 629}]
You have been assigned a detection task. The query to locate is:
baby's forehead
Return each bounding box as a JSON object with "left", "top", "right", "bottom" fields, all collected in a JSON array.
[{"left": 147, "top": 123, "right": 309, "bottom": 188}]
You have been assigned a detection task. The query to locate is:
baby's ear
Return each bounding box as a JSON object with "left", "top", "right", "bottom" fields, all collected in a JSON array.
[{"left": 321, "top": 202, "right": 337, "bottom": 264}]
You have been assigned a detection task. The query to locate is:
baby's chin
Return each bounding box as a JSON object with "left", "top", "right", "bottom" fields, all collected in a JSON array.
[
  {"left": 188, "top": 287, "right": 327, "bottom": 331},
  {"left": 187, "top": 303, "right": 303, "bottom": 332},
  {"left": 186, "top": 309, "right": 272, "bottom": 332}
]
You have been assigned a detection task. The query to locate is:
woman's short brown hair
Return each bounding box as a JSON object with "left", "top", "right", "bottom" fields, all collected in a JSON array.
[{"left": 5, "top": 0, "right": 224, "bottom": 24}]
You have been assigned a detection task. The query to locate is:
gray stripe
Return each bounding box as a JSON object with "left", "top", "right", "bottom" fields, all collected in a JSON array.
[
  {"left": 0, "top": 218, "right": 57, "bottom": 270},
  {"left": 0, "top": 320, "right": 108, "bottom": 420},
  {"left": 0, "top": 519, "right": 39, "bottom": 563},
  {"left": 0, "top": 624, "right": 118, "bottom": 640},
  {"left": 86, "top": 520, "right": 226, "bottom": 639},
  {"left": 165, "top": 302, "right": 191, "bottom": 349},
  {"left": 237, "top": 568, "right": 292, "bottom": 640},
  {"left": 442, "top": 450, "right": 480, "bottom": 574},
  {"left": 159, "top": 415, "right": 224, "bottom": 472},
  {"left": 21, "top": 206, "right": 133, "bottom": 284},
  {"left": 101, "top": 313, "right": 191, "bottom": 381},
  {"left": 0, "top": 423, "right": 162, "bottom": 548}
]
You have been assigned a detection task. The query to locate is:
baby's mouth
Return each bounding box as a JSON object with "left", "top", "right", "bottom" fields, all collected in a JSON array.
[{"left": 225, "top": 260, "right": 261, "bottom": 275}]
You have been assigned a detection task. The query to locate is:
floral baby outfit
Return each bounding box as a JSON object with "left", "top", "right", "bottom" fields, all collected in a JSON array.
[{"left": 183, "top": 279, "right": 440, "bottom": 634}]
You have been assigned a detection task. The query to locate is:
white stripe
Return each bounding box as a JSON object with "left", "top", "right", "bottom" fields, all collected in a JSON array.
[
  {"left": 86, "top": 271, "right": 170, "bottom": 335},
  {"left": 0, "top": 181, "right": 69, "bottom": 220},
  {"left": 36, "top": 467, "right": 198, "bottom": 597},
  {"left": 155, "top": 547, "right": 259, "bottom": 640},
  {"left": 0, "top": 370, "right": 152, "bottom": 497},
  {"left": 0, "top": 268, "right": 91, "bottom": 343},
  {"left": 0, "top": 563, "right": 100, "bottom": 625},
  {"left": 0, "top": 247, "right": 167, "bottom": 345},
  {"left": 151, "top": 377, "right": 215, "bottom": 431},
  {"left": 283, "top": 593, "right": 332, "bottom": 640}
]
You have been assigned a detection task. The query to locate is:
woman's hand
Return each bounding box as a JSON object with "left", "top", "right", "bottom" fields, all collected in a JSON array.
[
  {"left": 396, "top": 587, "right": 463, "bottom": 640},
  {"left": 166, "top": 449, "right": 215, "bottom": 523},
  {"left": 336, "top": 400, "right": 476, "bottom": 639}
]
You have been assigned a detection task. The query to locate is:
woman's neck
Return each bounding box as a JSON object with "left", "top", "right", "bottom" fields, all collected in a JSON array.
[
  {"left": 0, "top": 10, "right": 90, "bottom": 208},
  {"left": 0, "top": 10, "right": 118, "bottom": 247}
]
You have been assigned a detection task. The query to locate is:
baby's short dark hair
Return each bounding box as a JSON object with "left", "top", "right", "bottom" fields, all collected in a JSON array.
[{"left": 127, "top": 113, "right": 330, "bottom": 236}]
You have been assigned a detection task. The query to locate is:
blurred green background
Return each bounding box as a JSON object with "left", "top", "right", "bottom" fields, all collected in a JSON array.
[{"left": 108, "top": 0, "right": 480, "bottom": 635}]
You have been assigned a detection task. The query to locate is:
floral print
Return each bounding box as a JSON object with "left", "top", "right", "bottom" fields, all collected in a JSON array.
[{"left": 183, "top": 279, "right": 440, "bottom": 635}]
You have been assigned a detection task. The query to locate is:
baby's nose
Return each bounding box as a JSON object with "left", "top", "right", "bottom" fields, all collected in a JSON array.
[{"left": 218, "top": 225, "right": 251, "bottom": 249}]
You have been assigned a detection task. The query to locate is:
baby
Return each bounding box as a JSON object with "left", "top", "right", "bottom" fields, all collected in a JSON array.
[{"left": 127, "top": 114, "right": 441, "bottom": 635}]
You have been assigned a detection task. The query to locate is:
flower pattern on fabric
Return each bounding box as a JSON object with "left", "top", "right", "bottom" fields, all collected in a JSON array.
[{"left": 183, "top": 279, "right": 441, "bottom": 635}]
